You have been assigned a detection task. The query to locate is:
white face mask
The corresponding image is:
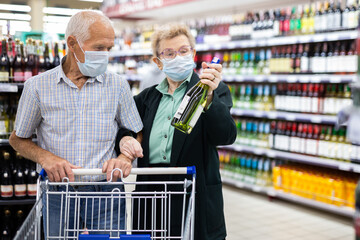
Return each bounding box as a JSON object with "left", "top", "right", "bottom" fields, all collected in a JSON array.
[
  {"left": 159, "top": 54, "right": 196, "bottom": 82},
  {"left": 73, "top": 39, "right": 109, "bottom": 77}
]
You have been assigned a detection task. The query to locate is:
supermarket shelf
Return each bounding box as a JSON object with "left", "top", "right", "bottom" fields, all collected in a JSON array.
[
  {"left": 220, "top": 173, "right": 354, "bottom": 218},
  {"left": 219, "top": 144, "right": 360, "bottom": 173},
  {"left": 0, "top": 83, "right": 19, "bottom": 93},
  {"left": 110, "top": 30, "right": 358, "bottom": 57},
  {"left": 223, "top": 74, "right": 357, "bottom": 84},
  {"left": 196, "top": 30, "right": 358, "bottom": 51},
  {"left": 0, "top": 199, "right": 36, "bottom": 206},
  {"left": 230, "top": 108, "right": 338, "bottom": 125}
]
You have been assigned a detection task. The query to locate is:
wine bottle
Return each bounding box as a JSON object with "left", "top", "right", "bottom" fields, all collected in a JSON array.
[
  {"left": 1, "top": 209, "right": 12, "bottom": 240},
  {"left": 171, "top": 57, "right": 220, "bottom": 134},
  {"left": 0, "top": 39, "right": 10, "bottom": 82},
  {"left": 1, "top": 152, "right": 13, "bottom": 199},
  {"left": 53, "top": 42, "right": 61, "bottom": 67},
  {"left": 13, "top": 39, "right": 24, "bottom": 82}
]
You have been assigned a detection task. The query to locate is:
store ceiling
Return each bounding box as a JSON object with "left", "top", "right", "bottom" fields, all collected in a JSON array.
[{"left": 108, "top": 0, "right": 310, "bottom": 23}]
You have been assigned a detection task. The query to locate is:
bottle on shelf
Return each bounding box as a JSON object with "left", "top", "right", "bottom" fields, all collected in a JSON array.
[
  {"left": 1, "top": 151, "right": 14, "bottom": 200},
  {"left": 14, "top": 153, "right": 26, "bottom": 199},
  {"left": 13, "top": 39, "right": 25, "bottom": 82},
  {"left": 24, "top": 39, "right": 34, "bottom": 81},
  {"left": 0, "top": 38, "right": 10, "bottom": 82},
  {"left": 1, "top": 208, "right": 12, "bottom": 239},
  {"left": 53, "top": 42, "right": 61, "bottom": 67}
]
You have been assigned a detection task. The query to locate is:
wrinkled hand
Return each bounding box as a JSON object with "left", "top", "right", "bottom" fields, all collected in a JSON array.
[
  {"left": 38, "top": 154, "right": 81, "bottom": 182},
  {"left": 120, "top": 136, "right": 143, "bottom": 160},
  {"left": 102, "top": 154, "right": 133, "bottom": 181},
  {"left": 198, "top": 62, "right": 222, "bottom": 96}
]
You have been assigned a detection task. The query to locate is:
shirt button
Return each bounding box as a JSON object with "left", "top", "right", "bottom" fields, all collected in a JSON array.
[
  {"left": 164, "top": 134, "right": 167, "bottom": 138},
  {"left": 163, "top": 156, "right": 166, "bottom": 160}
]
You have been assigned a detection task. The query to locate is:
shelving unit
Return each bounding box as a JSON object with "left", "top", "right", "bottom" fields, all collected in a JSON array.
[
  {"left": 109, "top": 30, "right": 358, "bottom": 57},
  {"left": 219, "top": 144, "right": 360, "bottom": 173},
  {"left": 230, "top": 108, "right": 338, "bottom": 124},
  {"left": 220, "top": 171, "right": 354, "bottom": 218},
  {"left": 0, "top": 199, "right": 36, "bottom": 206},
  {"left": 223, "top": 74, "right": 357, "bottom": 84},
  {"left": 110, "top": 23, "right": 360, "bottom": 217}
]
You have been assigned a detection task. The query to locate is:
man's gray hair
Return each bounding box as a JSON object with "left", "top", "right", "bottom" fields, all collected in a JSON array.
[{"left": 65, "top": 10, "right": 113, "bottom": 44}]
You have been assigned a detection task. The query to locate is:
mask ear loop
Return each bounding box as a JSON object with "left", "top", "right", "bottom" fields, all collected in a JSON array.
[{"left": 74, "top": 38, "right": 85, "bottom": 63}]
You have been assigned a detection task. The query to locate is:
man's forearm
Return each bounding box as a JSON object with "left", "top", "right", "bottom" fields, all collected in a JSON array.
[{"left": 9, "top": 131, "right": 53, "bottom": 165}]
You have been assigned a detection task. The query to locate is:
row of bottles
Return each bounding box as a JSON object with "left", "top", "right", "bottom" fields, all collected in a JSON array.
[
  {"left": 214, "top": 40, "right": 358, "bottom": 76},
  {"left": 219, "top": 150, "right": 274, "bottom": 187},
  {"left": 226, "top": 0, "right": 360, "bottom": 41},
  {"left": 0, "top": 205, "right": 31, "bottom": 239},
  {"left": 229, "top": 83, "right": 352, "bottom": 115},
  {"left": 234, "top": 117, "right": 360, "bottom": 161},
  {"left": 273, "top": 163, "right": 358, "bottom": 208},
  {"left": 0, "top": 37, "right": 63, "bottom": 82},
  {"left": 1, "top": 150, "right": 38, "bottom": 200},
  {"left": 219, "top": 149, "right": 358, "bottom": 209},
  {"left": 0, "top": 96, "right": 19, "bottom": 140},
  {"left": 115, "top": 0, "right": 360, "bottom": 50}
]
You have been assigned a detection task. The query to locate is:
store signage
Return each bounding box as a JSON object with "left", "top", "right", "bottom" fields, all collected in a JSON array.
[{"left": 102, "top": 0, "right": 196, "bottom": 18}]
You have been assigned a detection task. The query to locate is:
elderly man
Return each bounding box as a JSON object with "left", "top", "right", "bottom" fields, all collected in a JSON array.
[{"left": 9, "top": 10, "right": 142, "bottom": 238}]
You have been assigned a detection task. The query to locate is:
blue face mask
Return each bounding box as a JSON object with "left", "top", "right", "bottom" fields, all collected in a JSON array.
[
  {"left": 74, "top": 40, "right": 109, "bottom": 77},
  {"left": 160, "top": 54, "right": 196, "bottom": 82}
]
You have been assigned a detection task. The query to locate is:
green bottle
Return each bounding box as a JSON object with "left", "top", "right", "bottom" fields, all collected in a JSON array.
[{"left": 171, "top": 57, "right": 220, "bottom": 134}]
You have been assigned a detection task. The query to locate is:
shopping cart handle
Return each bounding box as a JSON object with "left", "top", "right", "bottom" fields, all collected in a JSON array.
[
  {"left": 39, "top": 166, "right": 196, "bottom": 177},
  {"left": 39, "top": 168, "right": 47, "bottom": 180}
]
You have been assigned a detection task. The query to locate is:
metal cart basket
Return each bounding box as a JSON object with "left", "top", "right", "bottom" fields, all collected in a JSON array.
[{"left": 14, "top": 167, "right": 196, "bottom": 240}]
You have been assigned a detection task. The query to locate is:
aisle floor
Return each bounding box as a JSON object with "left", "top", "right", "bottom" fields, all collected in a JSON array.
[{"left": 223, "top": 185, "right": 354, "bottom": 240}]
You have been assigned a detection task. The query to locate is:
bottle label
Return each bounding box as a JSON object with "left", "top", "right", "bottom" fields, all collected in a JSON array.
[
  {"left": 0, "top": 72, "right": 9, "bottom": 82},
  {"left": 311, "top": 97, "right": 319, "bottom": 113},
  {"left": 24, "top": 71, "right": 32, "bottom": 81},
  {"left": 300, "top": 57, "right": 309, "bottom": 72},
  {"left": 0, "top": 120, "right": 6, "bottom": 134},
  {"left": 189, "top": 104, "right": 204, "bottom": 128},
  {"left": 1, "top": 185, "right": 13, "bottom": 197},
  {"left": 290, "top": 137, "right": 300, "bottom": 153},
  {"left": 306, "top": 139, "right": 318, "bottom": 155},
  {"left": 15, "top": 184, "right": 26, "bottom": 197},
  {"left": 27, "top": 184, "right": 37, "bottom": 196},
  {"left": 14, "top": 71, "right": 24, "bottom": 82},
  {"left": 174, "top": 95, "right": 191, "bottom": 119}
]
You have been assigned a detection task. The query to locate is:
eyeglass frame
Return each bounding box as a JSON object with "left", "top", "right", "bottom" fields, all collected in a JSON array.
[{"left": 158, "top": 45, "right": 194, "bottom": 61}]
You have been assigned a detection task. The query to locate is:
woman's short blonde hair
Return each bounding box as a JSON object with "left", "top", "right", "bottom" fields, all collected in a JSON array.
[{"left": 151, "top": 24, "right": 196, "bottom": 57}]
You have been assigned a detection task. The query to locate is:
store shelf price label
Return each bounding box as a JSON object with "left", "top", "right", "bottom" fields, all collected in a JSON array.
[
  {"left": 0, "top": 84, "right": 18, "bottom": 92},
  {"left": 353, "top": 165, "right": 360, "bottom": 173},
  {"left": 252, "top": 186, "right": 261, "bottom": 192},
  {"left": 267, "top": 189, "right": 277, "bottom": 197},
  {"left": 236, "top": 181, "right": 245, "bottom": 188},
  {"left": 267, "top": 150, "right": 276, "bottom": 158},
  {"left": 310, "top": 116, "right": 322, "bottom": 123},
  {"left": 338, "top": 163, "right": 351, "bottom": 171},
  {"left": 285, "top": 114, "right": 296, "bottom": 121},
  {"left": 267, "top": 112, "right": 278, "bottom": 119},
  {"left": 326, "top": 33, "right": 339, "bottom": 41}
]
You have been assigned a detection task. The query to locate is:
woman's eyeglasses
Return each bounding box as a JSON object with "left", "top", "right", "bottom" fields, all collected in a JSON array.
[{"left": 159, "top": 45, "right": 193, "bottom": 61}]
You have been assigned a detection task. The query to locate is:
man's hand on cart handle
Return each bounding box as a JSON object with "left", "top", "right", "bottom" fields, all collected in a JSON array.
[
  {"left": 120, "top": 136, "right": 143, "bottom": 160},
  {"left": 38, "top": 153, "right": 81, "bottom": 182},
  {"left": 102, "top": 154, "right": 132, "bottom": 181}
]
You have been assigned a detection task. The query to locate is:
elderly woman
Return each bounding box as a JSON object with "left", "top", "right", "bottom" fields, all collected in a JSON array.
[{"left": 116, "top": 24, "right": 236, "bottom": 240}]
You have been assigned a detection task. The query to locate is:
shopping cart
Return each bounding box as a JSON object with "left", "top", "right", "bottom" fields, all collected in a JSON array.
[{"left": 13, "top": 166, "right": 196, "bottom": 240}]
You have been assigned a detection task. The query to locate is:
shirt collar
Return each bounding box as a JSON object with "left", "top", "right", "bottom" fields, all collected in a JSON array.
[
  {"left": 57, "top": 55, "right": 104, "bottom": 85},
  {"left": 156, "top": 71, "right": 193, "bottom": 95}
]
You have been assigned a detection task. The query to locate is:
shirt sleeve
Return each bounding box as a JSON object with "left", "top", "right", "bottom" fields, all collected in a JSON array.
[
  {"left": 116, "top": 77, "right": 143, "bottom": 133},
  {"left": 14, "top": 79, "right": 41, "bottom": 138}
]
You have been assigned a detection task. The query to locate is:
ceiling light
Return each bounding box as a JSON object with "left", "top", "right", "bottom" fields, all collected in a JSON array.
[
  {"left": 43, "top": 15, "right": 71, "bottom": 23},
  {"left": 0, "top": 13, "right": 31, "bottom": 21},
  {"left": 79, "top": 0, "right": 104, "bottom": 2},
  {"left": 0, "top": 4, "right": 31, "bottom": 12},
  {"left": 43, "top": 7, "right": 82, "bottom": 16}
]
